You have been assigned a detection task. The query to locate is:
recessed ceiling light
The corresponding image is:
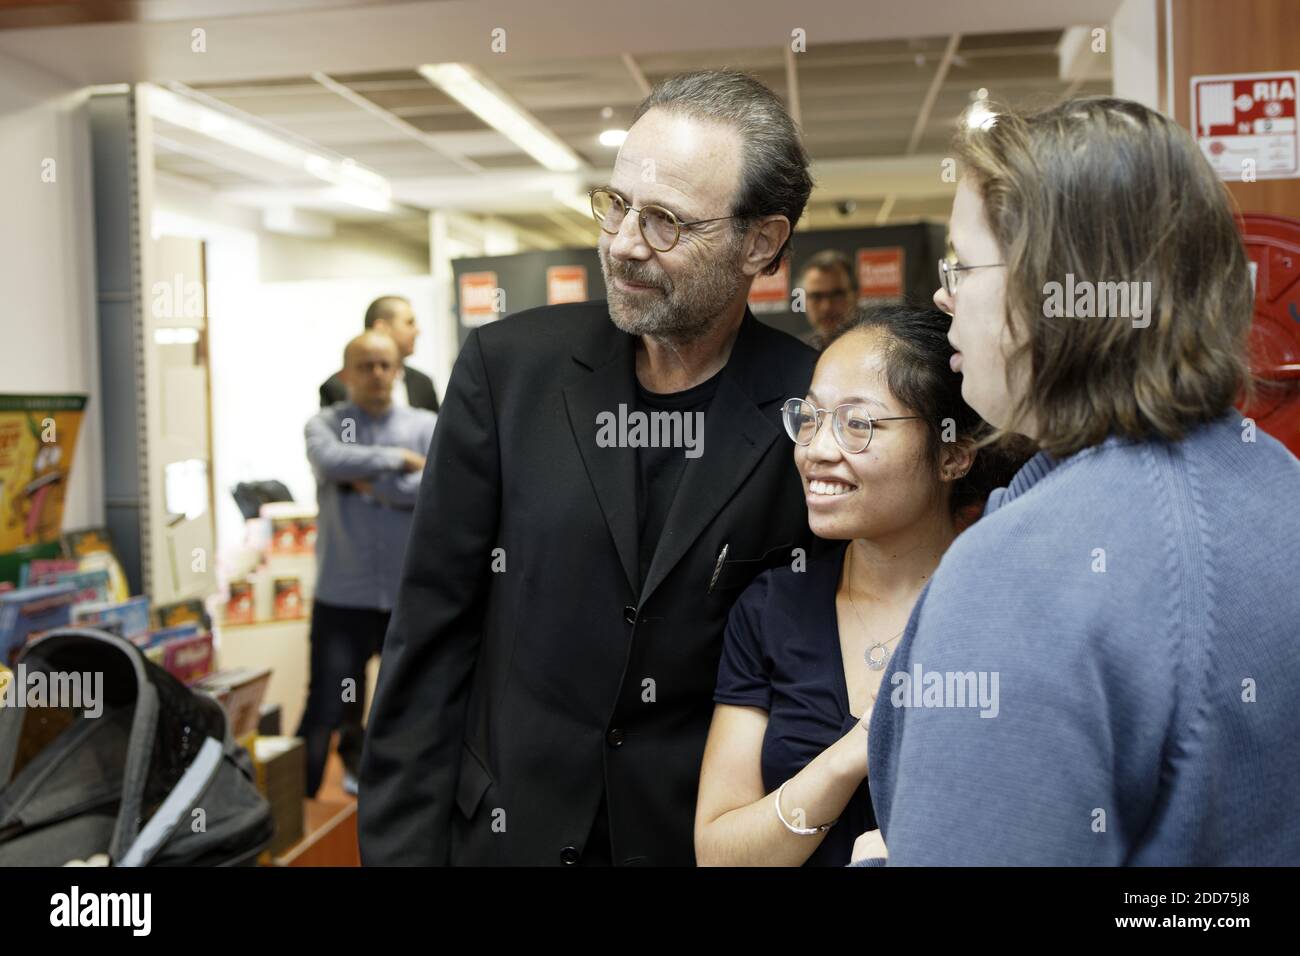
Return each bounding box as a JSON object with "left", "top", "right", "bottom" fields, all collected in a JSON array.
[{"left": 599, "top": 129, "right": 628, "bottom": 148}]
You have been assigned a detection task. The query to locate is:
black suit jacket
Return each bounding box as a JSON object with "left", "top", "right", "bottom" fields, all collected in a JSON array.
[
  {"left": 358, "top": 301, "right": 828, "bottom": 866},
  {"left": 320, "top": 364, "right": 439, "bottom": 413}
]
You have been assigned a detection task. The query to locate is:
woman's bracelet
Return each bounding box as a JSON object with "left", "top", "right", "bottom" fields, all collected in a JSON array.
[{"left": 774, "top": 780, "right": 837, "bottom": 835}]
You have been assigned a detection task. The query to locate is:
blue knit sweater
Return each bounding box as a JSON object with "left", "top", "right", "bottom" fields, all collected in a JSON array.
[{"left": 859, "top": 412, "right": 1300, "bottom": 865}]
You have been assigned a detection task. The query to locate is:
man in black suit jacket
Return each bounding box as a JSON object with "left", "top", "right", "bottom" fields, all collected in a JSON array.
[
  {"left": 320, "top": 295, "right": 440, "bottom": 413},
  {"left": 359, "top": 70, "right": 828, "bottom": 865}
]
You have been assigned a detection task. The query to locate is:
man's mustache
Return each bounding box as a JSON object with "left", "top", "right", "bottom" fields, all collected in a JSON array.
[{"left": 606, "top": 262, "right": 670, "bottom": 293}]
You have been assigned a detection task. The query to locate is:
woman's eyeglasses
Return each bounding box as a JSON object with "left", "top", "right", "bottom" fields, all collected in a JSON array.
[
  {"left": 589, "top": 187, "right": 737, "bottom": 253},
  {"left": 937, "top": 257, "right": 1005, "bottom": 296},
  {"left": 782, "top": 398, "right": 922, "bottom": 454}
]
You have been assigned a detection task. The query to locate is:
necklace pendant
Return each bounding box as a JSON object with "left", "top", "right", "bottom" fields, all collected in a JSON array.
[{"left": 865, "top": 643, "right": 890, "bottom": 671}]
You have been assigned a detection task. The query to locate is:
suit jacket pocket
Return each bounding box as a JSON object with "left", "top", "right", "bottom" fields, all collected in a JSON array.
[
  {"left": 454, "top": 743, "right": 493, "bottom": 820},
  {"left": 710, "top": 542, "right": 796, "bottom": 592}
]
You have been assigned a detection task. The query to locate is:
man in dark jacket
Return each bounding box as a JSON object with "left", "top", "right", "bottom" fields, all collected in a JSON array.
[
  {"left": 359, "top": 70, "right": 827, "bottom": 866},
  {"left": 320, "top": 295, "right": 439, "bottom": 413}
]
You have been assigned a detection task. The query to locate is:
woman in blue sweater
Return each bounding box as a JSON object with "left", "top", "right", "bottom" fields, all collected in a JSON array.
[{"left": 856, "top": 97, "right": 1300, "bottom": 865}]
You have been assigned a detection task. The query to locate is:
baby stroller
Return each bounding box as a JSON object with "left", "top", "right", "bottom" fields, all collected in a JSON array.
[{"left": 0, "top": 628, "right": 273, "bottom": 866}]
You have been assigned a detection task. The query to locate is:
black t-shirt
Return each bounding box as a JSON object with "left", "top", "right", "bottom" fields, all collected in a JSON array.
[
  {"left": 582, "top": 366, "right": 722, "bottom": 864},
  {"left": 714, "top": 540, "right": 878, "bottom": 867},
  {"left": 633, "top": 369, "right": 723, "bottom": 588}
]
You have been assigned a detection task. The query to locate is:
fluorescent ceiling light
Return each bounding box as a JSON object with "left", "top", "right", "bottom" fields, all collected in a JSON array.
[
  {"left": 418, "top": 63, "right": 585, "bottom": 172},
  {"left": 599, "top": 129, "right": 627, "bottom": 148},
  {"left": 144, "top": 84, "right": 392, "bottom": 212}
]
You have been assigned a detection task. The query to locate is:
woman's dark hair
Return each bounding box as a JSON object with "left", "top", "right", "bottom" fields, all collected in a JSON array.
[{"left": 828, "top": 303, "right": 1034, "bottom": 519}]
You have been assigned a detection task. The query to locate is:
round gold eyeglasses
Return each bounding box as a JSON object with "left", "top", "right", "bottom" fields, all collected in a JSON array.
[{"left": 589, "top": 187, "right": 737, "bottom": 253}]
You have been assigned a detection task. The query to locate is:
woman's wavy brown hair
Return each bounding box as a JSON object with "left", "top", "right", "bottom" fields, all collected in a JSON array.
[{"left": 953, "top": 96, "right": 1254, "bottom": 457}]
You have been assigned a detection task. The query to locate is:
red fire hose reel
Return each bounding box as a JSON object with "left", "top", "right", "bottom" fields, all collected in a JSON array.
[{"left": 1238, "top": 213, "right": 1300, "bottom": 459}]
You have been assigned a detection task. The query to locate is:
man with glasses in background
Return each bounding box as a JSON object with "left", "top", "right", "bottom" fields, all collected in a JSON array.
[
  {"left": 795, "top": 250, "right": 858, "bottom": 349},
  {"left": 360, "top": 70, "right": 831, "bottom": 866}
]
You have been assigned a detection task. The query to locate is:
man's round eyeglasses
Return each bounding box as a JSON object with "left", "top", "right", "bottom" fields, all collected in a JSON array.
[
  {"left": 782, "top": 398, "right": 923, "bottom": 454},
  {"left": 937, "top": 257, "right": 1005, "bottom": 297},
  {"left": 589, "top": 187, "right": 737, "bottom": 253}
]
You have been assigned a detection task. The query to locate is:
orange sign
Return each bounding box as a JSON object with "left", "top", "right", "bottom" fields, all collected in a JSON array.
[
  {"left": 459, "top": 272, "right": 501, "bottom": 327},
  {"left": 856, "top": 248, "right": 905, "bottom": 301},
  {"left": 547, "top": 265, "right": 588, "bottom": 305},
  {"left": 747, "top": 260, "right": 790, "bottom": 314}
]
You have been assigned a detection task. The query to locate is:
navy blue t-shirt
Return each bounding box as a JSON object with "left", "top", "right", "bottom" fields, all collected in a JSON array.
[{"left": 713, "top": 539, "right": 876, "bottom": 866}]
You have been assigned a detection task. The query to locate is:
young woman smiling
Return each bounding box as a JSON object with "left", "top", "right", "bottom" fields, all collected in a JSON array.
[{"left": 693, "top": 304, "right": 1025, "bottom": 866}]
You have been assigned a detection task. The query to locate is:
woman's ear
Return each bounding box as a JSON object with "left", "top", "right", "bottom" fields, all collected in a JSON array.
[{"left": 938, "top": 438, "right": 976, "bottom": 482}]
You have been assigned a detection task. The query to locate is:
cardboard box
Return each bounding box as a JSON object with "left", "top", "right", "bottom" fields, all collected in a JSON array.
[{"left": 252, "top": 736, "right": 306, "bottom": 858}]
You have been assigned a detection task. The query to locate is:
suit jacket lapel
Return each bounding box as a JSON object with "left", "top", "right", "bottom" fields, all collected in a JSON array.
[
  {"left": 639, "top": 311, "right": 786, "bottom": 605},
  {"left": 563, "top": 323, "right": 641, "bottom": 597}
]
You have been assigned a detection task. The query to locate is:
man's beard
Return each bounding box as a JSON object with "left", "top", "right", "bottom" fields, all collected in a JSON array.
[{"left": 600, "top": 235, "right": 745, "bottom": 345}]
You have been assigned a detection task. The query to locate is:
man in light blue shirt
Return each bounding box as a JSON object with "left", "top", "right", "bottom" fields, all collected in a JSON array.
[{"left": 298, "top": 331, "right": 436, "bottom": 797}]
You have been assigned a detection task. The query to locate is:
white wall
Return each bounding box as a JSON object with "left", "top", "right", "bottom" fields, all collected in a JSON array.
[
  {"left": 154, "top": 192, "right": 450, "bottom": 569},
  {"left": 0, "top": 53, "right": 103, "bottom": 533},
  {"left": 259, "top": 225, "right": 429, "bottom": 283},
  {"left": 1111, "top": 0, "right": 1160, "bottom": 111},
  {"left": 207, "top": 272, "right": 439, "bottom": 559}
]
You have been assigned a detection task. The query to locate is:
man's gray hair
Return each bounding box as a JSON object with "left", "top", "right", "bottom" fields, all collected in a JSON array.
[{"left": 632, "top": 70, "right": 813, "bottom": 275}]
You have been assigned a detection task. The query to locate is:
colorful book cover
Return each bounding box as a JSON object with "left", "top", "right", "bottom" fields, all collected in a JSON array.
[
  {"left": 72, "top": 596, "right": 151, "bottom": 641},
  {"left": 140, "top": 622, "right": 201, "bottom": 650},
  {"left": 269, "top": 517, "right": 301, "bottom": 555},
  {"left": 296, "top": 516, "right": 317, "bottom": 552},
  {"left": 61, "top": 526, "right": 114, "bottom": 558},
  {"left": 152, "top": 598, "right": 210, "bottom": 631},
  {"left": 0, "top": 394, "right": 87, "bottom": 556},
  {"left": 0, "top": 582, "right": 79, "bottom": 666},
  {"left": 272, "top": 576, "right": 304, "bottom": 620},
  {"left": 49, "top": 568, "right": 111, "bottom": 606},
  {"left": 145, "top": 631, "right": 214, "bottom": 686},
  {"left": 20, "top": 558, "right": 78, "bottom": 588},
  {"left": 225, "top": 580, "right": 255, "bottom": 625}
]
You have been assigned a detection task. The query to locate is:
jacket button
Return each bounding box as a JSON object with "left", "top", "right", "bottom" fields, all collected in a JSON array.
[
  {"left": 607, "top": 728, "right": 624, "bottom": 747},
  {"left": 623, "top": 606, "right": 637, "bottom": 625},
  {"left": 560, "top": 845, "right": 580, "bottom": 865}
]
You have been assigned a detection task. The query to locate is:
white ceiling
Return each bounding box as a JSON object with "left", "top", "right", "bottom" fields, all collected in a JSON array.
[{"left": 0, "top": 0, "right": 1121, "bottom": 246}]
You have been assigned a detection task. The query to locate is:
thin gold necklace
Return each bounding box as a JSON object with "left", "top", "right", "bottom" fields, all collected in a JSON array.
[{"left": 843, "top": 545, "right": 905, "bottom": 672}]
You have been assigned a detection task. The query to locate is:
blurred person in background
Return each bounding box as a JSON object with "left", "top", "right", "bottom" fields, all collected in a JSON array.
[
  {"left": 320, "top": 295, "right": 438, "bottom": 789},
  {"left": 796, "top": 250, "right": 857, "bottom": 349},
  {"left": 299, "top": 331, "right": 435, "bottom": 799},
  {"left": 321, "top": 295, "right": 439, "bottom": 412}
]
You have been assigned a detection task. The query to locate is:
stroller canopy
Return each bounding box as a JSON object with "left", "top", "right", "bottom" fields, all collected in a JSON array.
[{"left": 0, "top": 628, "right": 272, "bottom": 866}]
